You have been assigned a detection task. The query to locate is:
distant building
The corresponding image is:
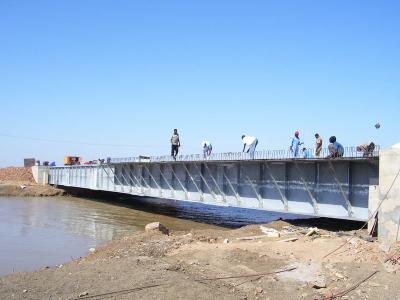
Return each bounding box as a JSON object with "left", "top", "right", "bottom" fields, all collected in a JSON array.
[{"left": 24, "top": 158, "right": 36, "bottom": 168}]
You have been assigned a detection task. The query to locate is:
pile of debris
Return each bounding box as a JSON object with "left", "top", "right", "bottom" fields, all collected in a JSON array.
[
  {"left": 235, "top": 224, "right": 321, "bottom": 242},
  {"left": 0, "top": 167, "right": 35, "bottom": 183}
]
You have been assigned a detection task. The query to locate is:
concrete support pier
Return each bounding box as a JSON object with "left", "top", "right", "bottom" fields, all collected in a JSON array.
[
  {"left": 31, "top": 166, "right": 49, "bottom": 185},
  {"left": 378, "top": 146, "right": 400, "bottom": 250}
]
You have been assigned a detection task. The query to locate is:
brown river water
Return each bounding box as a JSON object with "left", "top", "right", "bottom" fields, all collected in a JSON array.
[{"left": 0, "top": 195, "right": 294, "bottom": 276}]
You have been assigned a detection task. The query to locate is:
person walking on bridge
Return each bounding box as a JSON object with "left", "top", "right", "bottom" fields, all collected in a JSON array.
[
  {"left": 170, "top": 129, "right": 180, "bottom": 160},
  {"left": 290, "top": 131, "right": 303, "bottom": 158},
  {"left": 242, "top": 135, "right": 258, "bottom": 159}
]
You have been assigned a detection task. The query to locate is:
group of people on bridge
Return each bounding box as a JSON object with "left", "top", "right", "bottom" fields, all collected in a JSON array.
[{"left": 170, "top": 129, "right": 376, "bottom": 160}]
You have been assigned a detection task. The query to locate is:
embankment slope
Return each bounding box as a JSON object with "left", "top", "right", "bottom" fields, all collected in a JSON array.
[{"left": 0, "top": 167, "right": 64, "bottom": 196}]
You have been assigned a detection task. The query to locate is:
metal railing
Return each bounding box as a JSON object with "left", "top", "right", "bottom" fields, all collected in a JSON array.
[{"left": 108, "top": 146, "right": 380, "bottom": 164}]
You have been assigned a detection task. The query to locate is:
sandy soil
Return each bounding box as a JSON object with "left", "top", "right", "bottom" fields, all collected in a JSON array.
[
  {"left": 1, "top": 220, "right": 399, "bottom": 300},
  {"left": 0, "top": 167, "right": 35, "bottom": 183},
  {"left": 0, "top": 167, "right": 65, "bottom": 196}
]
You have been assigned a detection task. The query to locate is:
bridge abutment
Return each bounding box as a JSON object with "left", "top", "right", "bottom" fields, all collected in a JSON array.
[{"left": 378, "top": 147, "right": 400, "bottom": 250}]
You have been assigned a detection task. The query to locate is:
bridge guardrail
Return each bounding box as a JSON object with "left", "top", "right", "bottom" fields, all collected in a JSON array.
[{"left": 108, "top": 146, "right": 379, "bottom": 164}]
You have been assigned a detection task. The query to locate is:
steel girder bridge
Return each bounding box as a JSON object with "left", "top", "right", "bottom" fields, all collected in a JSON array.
[{"left": 48, "top": 147, "right": 379, "bottom": 221}]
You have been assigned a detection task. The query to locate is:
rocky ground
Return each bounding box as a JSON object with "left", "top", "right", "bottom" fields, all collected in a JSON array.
[
  {"left": 1, "top": 220, "right": 399, "bottom": 300},
  {"left": 0, "top": 167, "right": 64, "bottom": 196}
]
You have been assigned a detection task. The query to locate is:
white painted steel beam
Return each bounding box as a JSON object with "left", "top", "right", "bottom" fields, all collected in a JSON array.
[{"left": 47, "top": 158, "right": 378, "bottom": 221}]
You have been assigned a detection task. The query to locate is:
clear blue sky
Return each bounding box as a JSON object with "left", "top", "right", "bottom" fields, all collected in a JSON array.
[{"left": 0, "top": 1, "right": 399, "bottom": 166}]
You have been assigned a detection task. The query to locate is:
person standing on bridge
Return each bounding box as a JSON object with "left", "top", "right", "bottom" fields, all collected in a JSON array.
[
  {"left": 314, "top": 133, "right": 323, "bottom": 158},
  {"left": 170, "top": 129, "right": 180, "bottom": 160},
  {"left": 202, "top": 140, "right": 213, "bottom": 159},
  {"left": 242, "top": 135, "right": 258, "bottom": 159},
  {"left": 290, "top": 130, "right": 303, "bottom": 158}
]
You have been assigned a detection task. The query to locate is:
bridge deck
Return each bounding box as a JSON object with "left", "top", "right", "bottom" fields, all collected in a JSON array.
[{"left": 48, "top": 153, "right": 379, "bottom": 221}]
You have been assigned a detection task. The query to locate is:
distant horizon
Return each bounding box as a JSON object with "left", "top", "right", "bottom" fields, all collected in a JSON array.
[{"left": 1, "top": 1, "right": 399, "bottom": 167}]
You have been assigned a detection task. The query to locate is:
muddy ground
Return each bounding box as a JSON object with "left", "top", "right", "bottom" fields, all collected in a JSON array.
[
  {"left": 1, "top": 220, "right": 399, "bottom": 300},
  {"left": 0, "top": 183, "right": 65, "bottom": 197}
]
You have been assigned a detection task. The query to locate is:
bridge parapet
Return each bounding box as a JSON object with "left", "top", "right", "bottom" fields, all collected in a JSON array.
[{"left": 109, "top": 146, "right": 379, "bottom": 164}]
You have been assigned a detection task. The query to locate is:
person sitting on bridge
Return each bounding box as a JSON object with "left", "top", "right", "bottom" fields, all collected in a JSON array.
[
  {"left": 302, "top": 147, "right": 313, "bottom": 159},
  {"left": 170, "top": 129, "right": 181, "bottom": 161},
  {"left": 242, "top": 135, "right": 258, "bottom": 159},
  {"left": 327, "top": 136, "right": 344, "bottom": 158},
  {"left": 290, "top": 130, "right": 304, "bottom": 158},
  {"left": 202, "top": 140, "right": 213, "bottom": 158},
  {"left": 357, "top": 142, "right": 375, "bottom": 157}
]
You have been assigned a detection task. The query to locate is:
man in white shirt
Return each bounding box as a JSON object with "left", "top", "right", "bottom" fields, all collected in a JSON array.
[
  {"left": 242, "top": 135, "right": 258, "bottom": 159},
  {"left": 170, "top": 129, "right": 180, "bottom": 160}
]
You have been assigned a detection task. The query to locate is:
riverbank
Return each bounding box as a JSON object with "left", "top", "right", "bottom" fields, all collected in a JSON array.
[
  {"left": 1, "top": 220, "right": 399, "bottom": 300},
  {"left": 0, "top": 183, "right": 65, "bottom": 197},
  {"left": 0, "top": 167, "right": 64, "bottom": 196}
]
